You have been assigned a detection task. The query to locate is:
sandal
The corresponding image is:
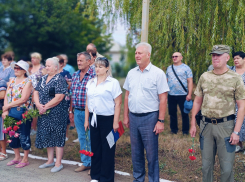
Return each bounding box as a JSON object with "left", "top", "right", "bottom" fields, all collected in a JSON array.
[
  {"left": 7, "top": 160, "right": 21, "bottom": 166},
  {"left": 0, "top": 152, "right": 8, "bottom": 161},
  {"left": 15, "top": 162, "right": 29, "bottom": 168}
]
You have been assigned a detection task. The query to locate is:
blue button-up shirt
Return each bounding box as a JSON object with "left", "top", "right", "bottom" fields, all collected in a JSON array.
[{"left": 71, "top": 67, "right": 96, "bottom": 109}]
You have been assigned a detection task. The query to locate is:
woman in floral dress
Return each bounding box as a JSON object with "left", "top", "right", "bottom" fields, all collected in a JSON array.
[{"left": 3, "top": 60, "right": 33, "bottom": 168}]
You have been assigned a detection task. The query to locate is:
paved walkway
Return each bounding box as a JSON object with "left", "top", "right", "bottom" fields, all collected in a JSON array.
[{"left": 0, "top": 153, "right": 134, "bottom": 182}]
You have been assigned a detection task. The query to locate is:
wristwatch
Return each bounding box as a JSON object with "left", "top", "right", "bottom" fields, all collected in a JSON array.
[
  {"left": 158, "top": 119, "right": 164, "bottom": 123},
  {"left": 69, "top": 111, "right": 73, "bottom": 114},
  {"left": 233, "top": 131, "right": 240, "bottom": 135}
]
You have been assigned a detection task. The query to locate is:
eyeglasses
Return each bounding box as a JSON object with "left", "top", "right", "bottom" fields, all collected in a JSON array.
[
  {"left": 172, "top": 56, "right": 179, "bottom": 58},
  {"left": 14, "top": 67, "right": 24, "bottom": 70}
]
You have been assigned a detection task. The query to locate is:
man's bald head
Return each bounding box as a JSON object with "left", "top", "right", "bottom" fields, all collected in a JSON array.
[
  {"left": 86, "top": 43, "right": 97, "bottom": 52},
  {"left": 172, "top": 52, "right": 183, "bottom": 65}
]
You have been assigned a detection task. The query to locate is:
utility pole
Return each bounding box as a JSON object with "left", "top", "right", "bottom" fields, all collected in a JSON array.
[{"left": 141, "top": 0, "right": 149, "bottom": 42}]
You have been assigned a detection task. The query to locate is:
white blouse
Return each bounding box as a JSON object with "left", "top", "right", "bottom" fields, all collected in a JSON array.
[{"left": 86, "top": 76, "right": 122, "bottom": 116}]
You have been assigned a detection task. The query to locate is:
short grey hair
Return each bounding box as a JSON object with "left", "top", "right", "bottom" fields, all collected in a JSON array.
[
  {"left": 135, "top": 42, "right": 152, "bottom": 54},
  {"left": 46, "top": 57, "right": 59, "bottom": 70},
  {"left": 77, "top": 51, "right": 91, "bottom": 61}
]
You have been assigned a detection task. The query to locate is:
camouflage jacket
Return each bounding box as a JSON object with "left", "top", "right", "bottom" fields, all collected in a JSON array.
[{"left": 195, "top": 70, "right": 245, "bottom": 118}]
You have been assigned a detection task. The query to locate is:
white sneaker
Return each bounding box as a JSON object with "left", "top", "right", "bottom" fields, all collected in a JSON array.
[
  {"left": 90, "top": 180, "right": 99, "bottom": 182},
  {"left": 30, "top": 129, "right": 37, "bottom": 136},
  {"left": 73, "top": 138, "right": 79, "bottom": 143},
  {"left": 65, "top": 137, "right": 68, "bottom": 141},
  {"left": 235, "top": 145, "right": 242, "bottom": 153}
]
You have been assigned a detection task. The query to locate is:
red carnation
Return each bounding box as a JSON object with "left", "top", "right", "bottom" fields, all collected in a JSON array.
[
  {"left": 189, "top": 156, "right": 196, "bottom": 161},
  {"left": 17, "top": 121, "right": 22, "bottom": 125},
  {"left": 13, "top": 126, "right": 19, "bottom": 131},
  {"left": 7, "top": 127, "right": 12, "bottom": 131},
  {"left": 188, "top": 149, "right": 195, "bottom": 153},
  {"left": 22, "top": 113, "right": 26, "bottom": 119},
  {"left": 84, "top": 151, "right": 90, "bottom": 156},
  {"left": 79, "top": 150, "right": 85, "bottom": 154},
  {"left": 88, "top": 152, "right": 94, "bottom": 157}
]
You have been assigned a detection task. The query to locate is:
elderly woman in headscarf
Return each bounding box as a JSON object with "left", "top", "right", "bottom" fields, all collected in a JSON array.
[{"left": 34, "top": 57, "right": 68, "bottom": 173}]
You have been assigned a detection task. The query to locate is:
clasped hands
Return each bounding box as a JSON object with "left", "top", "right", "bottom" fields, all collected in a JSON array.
[{"left": 36, "top": 104, "right": 47, "bottom": 115}]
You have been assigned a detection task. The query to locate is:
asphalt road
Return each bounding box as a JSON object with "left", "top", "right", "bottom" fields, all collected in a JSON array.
[{"left": 0, "top": 154, "right": 134, "bottom": 182}]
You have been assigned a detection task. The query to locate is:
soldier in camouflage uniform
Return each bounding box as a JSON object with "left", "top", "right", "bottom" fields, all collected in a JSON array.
[{"left": 190, "top": 45, "right": 245, "bottom": 182}]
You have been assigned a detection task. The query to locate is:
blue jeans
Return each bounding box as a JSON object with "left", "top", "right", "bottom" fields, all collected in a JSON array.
[
  {"left": 129, "top": 111, "right": 159, "bottom": 182},
  {"left": 74, "top": 109, "right": 91, "bottom": 167}
]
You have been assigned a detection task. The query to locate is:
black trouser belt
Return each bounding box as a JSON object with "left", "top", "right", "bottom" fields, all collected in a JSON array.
[
  {"left": 75, "top": 108, "right": 85, "bottom": 111},
  {"left": 203, "top": 114, "right": 235, "bottom": 124},
  {"left": 130, "top": 111, "right": 157, "bottom": 117}
]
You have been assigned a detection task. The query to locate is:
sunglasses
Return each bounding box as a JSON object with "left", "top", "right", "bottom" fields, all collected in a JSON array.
[
  {"left": 97, "top": 57, "right": 109, "bottom": 62},
  {"left": 14, "top": 66, "right": 24, "bottom": 70},
  {"left": 172, "top": 56, "right": 179, "bottom": 58}
]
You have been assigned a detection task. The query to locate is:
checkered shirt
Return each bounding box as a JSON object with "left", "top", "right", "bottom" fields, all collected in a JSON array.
[{"left": 71, "top": 67, "right": 96, "bottom": 109}]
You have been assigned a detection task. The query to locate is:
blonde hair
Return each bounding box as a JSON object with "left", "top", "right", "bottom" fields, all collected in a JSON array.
[
  {"left": 95, "top": 57, "right": 112, "bottom": 77},
  {"left": 30, "top": 52, "right": 42, "bottom": 61}
]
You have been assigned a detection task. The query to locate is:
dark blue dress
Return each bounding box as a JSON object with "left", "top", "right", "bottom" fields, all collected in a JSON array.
[{"left": 35, "top": 74, "right": 68, "bottom": 148}]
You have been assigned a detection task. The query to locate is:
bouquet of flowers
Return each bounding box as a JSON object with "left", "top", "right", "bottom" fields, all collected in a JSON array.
[
  {"left": 2, "top": 108, "right": 50, "bottom": 143},
  {"left": 79, "top": 130, "right": 94, "bottom": 157}
]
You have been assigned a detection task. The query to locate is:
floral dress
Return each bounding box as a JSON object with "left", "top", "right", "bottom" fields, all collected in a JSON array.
[
  {"left": 35, "top": 74, "right": 68, "bottom": 148},
  {"left": 6, "top": 77, "right": 33, "bottom": 110},
  {"left": 29, "top": 64, "right": 45, "bottom": 88},
  {"left": 230, "top": 66, "right": 245, "bottom": 141}
]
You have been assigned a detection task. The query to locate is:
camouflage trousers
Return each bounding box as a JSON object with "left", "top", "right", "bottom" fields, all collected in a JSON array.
[{"left": 199, "top": 119, "right": 236, "bottom": 182}]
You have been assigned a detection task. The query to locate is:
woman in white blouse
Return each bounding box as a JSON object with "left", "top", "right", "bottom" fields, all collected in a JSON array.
[{"left": 84, "top": 57, "right": 122, "bottom": 182}]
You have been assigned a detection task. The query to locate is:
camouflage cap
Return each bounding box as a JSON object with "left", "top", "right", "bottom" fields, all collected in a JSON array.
[{"left": 209, "top": 45, "right": 230, "bottom": 55}]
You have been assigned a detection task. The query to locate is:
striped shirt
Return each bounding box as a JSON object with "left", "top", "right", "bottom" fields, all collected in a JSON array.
[{"left": 70, "top": 67, "right": 96, "bottom": 109}]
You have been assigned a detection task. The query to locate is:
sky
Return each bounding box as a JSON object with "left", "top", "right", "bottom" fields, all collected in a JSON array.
[{"left": 111, "top": 22, "right": 127, "bottom": 46}]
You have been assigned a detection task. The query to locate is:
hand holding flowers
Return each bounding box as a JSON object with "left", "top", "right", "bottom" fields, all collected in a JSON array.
[{"left": 188, "top": 138, "right": 196, "bottom": 161}]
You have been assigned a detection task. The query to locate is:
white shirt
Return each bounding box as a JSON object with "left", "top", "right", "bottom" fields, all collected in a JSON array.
[
  {"left": 86, "top": 76, "right": 122, "bottom": 116},
  {"left": 123, "top": 62, "right": 169, "bottom": 113}
]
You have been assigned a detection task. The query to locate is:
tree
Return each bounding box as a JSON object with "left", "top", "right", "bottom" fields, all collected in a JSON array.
[
  {"left": 88, "top": 0, "right": 245, "bottom": 81},
  {"left": 0, "top": 0, "right": 112, "bottom": 65}
]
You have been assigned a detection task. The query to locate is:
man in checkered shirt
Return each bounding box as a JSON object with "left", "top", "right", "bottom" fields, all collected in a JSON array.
[{"left": 69, "top": 51, "right": 96, "bottom": 173}]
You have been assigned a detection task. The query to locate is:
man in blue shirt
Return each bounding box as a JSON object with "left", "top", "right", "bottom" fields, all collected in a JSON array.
[
  {"left": 60, "top": 54, "right": 75, "bottom": 75},
  {"left": 166, "top": 52, "right": 193, "bottom": 135}
]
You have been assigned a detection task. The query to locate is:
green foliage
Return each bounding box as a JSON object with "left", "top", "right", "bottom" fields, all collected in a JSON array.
[
  {"left": 88, "top": 0, "right": 245, "bottom": 82},
  {"left": 0, "top": 0, "right": 112, "bottom": 65},
  {"left": 3, "top": 115, "right": 18, "bottom": 129}
]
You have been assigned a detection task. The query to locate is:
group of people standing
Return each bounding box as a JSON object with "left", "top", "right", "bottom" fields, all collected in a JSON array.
[{"left": 0, "top": 42, "right": 245, "bottom": 182}]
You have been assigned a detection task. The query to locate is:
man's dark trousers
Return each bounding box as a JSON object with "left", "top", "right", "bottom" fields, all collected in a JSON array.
[{"left": 168, "top": 94, "right": 189, "bottom": 134}]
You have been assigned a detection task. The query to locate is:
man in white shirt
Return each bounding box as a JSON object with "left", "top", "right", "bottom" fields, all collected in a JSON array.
[{"left": 123, "top": 42, "right": 169, "bottom": 182}]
